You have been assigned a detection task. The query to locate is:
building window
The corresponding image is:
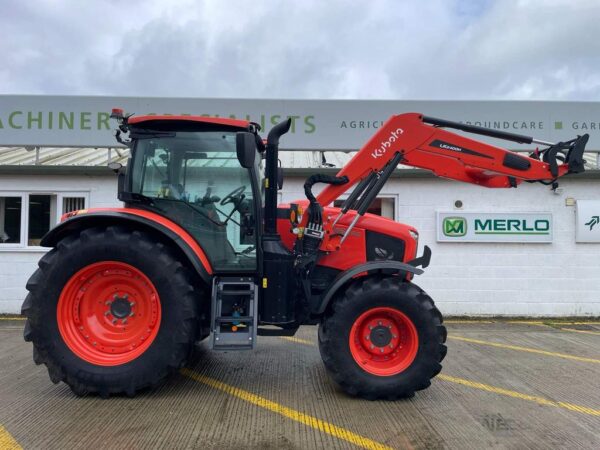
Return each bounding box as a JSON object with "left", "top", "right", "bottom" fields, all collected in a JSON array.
[
  {"left": 333, "top": 197, "right": 396, "bottom": 220},
  {"left": 28, "top": 195, "right": 56, "bottom": 246},
  {"left": 0, "top": 196, "right": 22, "bottom": 244},
  {"left": 0, "top": 192, "right": 88, "bottom": 249},
  {"left": 63, "top": 197, "right": 86, "bottom": 214}
]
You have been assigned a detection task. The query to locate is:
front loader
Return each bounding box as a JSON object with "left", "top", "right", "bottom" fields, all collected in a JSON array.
[{"left": 22, "top": 110, "right": 588, "bottom": 399}]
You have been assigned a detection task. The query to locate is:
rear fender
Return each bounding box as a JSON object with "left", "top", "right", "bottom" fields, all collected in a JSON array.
[
  {"left": 313, "top": 260, "right": 424, "bottom": 316},
  {"left": 41, "top": 208, "right": 213, "bottom": 284}
]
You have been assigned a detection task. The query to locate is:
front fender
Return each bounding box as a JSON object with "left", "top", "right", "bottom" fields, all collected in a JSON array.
[
  {"left": 313, "top": 260, "right": 424, "bottom": 316},
  {"left": 41, "top": 208, "right": 213, "bottom": 284}
]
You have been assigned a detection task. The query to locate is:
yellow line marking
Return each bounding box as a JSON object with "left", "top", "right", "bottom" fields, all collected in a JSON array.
[
  {"left": 0, "top": 425, "right": 22, "bottom": 450},
  {"left": 284, "top": 333, "right": 600, "bottom": 363},
  {"left": 444, "top": 320, "right": 494, "bottom": 324},
  {"left": 281, "top": 330, "right": 600, "bottom": 364},
  {"left": 438, "top": 374, "right": 600, "bottom": 416},
  {"left": 550, "top": 321, "right": 600, "bottom": 325},
  {"left": 558, "top": 328, "right": 600, "bottom": 336},
  {"left": 448, "top": 335, "right": 600, "bottom": 364},
  {"left": 506, "top": 321, "right": 600, "bottom": 335},
  {"left": 281, "top": 336, "right": 314, "bottom": 346},
  {"left": 279, "top": 334, "right": 600, "bottom": 417},
  {"left": 0, "top": 317, "right": 26, "bottom": 321},
  {"left": 181, "top": 368, "right": 391, "bottom": 450},
  {"left": 507, "top": 321, "right": 547, "bottom": 326}
]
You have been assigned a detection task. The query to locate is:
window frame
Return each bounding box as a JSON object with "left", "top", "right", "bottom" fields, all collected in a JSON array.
[
  {"left": 0, "top": 190, "right": 89, "bottom": 252},
  {"left": 0, "top": 193, "right": 25, "bottom": 249},
  {"left": 331, "top": 193, "right": 398, "bottom": 221}
]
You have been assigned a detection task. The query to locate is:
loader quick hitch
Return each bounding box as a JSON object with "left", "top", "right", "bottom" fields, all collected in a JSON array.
[{"left": 526, "top": 134, "right": 589, "bottom": 187}]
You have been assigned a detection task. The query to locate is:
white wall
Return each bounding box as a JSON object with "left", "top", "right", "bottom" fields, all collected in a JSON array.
[
  {"left": 0, "top": 174, "right": 119, "bottom": 314},
  {"left": 1, "top": 173, "right": 599, "bottom": 317},
  {"left": 282, "top": 176, "right": 600, "bottom": 317}
]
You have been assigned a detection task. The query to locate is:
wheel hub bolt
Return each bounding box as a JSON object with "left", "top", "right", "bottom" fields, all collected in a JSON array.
[{"left": 110, "top": 295, "right": 133, "bottom": 319}]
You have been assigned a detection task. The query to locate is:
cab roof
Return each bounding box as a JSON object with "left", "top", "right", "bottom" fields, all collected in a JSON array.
[{"left": 128, "top": 114, "right": 251, "bottom": 130}]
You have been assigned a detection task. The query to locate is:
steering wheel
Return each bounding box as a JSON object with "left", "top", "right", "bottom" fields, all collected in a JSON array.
[{"left": 220, "top": 185, "right": 246, "bottom": 206}]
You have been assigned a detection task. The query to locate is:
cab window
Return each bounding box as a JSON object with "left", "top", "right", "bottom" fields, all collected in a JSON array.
[{"left": 130, "top": 131, "right": 257, "bottom": 271}]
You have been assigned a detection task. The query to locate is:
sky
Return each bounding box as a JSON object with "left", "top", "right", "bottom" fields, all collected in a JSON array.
[{"left": 0, "top": 0, "right": 599, "bottom": 100}]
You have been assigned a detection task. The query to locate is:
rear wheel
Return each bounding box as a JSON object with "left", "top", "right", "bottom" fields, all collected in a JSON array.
[
  {"left": 22, "top": 226, "right": 200, "bottom": 397},
  {"left": 318, "top": 276, "right": 447, "bottom": 399}
]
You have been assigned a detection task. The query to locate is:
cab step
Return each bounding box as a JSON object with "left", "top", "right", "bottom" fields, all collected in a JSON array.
[{"left": 210, "top": 277, "right": 258, "bottom": 351}]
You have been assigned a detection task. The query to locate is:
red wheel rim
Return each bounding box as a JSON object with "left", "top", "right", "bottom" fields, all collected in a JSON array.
[
  {"left": 349, "top": 307, "right": 419, "bottom": 376},
  {"left": 57, "top": 261, "right": 161, "bottom": 366}
]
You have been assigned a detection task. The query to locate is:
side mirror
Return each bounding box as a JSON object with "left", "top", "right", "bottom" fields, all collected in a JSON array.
[
  {"left": 277, "top": 167, "right": 284, "bottom": 189},
  {"left": 236, "top": 132, "right": 257, "bottom": 168}
]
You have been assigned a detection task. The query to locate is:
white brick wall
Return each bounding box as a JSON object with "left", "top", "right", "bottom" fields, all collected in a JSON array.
[{"left": 1, "top": 173, "right": 598, "bottom": 316}]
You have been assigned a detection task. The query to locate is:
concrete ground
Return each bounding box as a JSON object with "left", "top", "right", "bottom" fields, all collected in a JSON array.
[{"left": 0, "top": 318, "right": 599, "bottom": 450}]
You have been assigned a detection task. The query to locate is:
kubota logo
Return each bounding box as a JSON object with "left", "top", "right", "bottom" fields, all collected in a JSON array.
[
  {"left": 371, "top": 128, "right": 404, "bottom": 158},
  {"left": 443, "top": 217, "right": 467, "bottom": 236}
]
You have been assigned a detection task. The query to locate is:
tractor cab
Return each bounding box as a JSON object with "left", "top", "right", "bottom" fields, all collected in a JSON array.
[{"left": 118, "top": 115, "right": 264, "bottom": 272}]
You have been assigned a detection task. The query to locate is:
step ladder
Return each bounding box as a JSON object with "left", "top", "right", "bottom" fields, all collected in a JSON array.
[{"left": 211, "top": 277, "right": 258, "bottom": 350}]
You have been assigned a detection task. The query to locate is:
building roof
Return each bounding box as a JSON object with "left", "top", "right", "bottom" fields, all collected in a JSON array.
[
  {"left": 0, "top": 146, "right": 130, "bottom": 167},
  {"left": 0, "top": 146, "right": 598, "bottom": 175}
]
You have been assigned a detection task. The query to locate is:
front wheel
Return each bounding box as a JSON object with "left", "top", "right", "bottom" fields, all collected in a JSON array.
[{"left": 318, "top": 276, "right": 447, "bottom": 400}]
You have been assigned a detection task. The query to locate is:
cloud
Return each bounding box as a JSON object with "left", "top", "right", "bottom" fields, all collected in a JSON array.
[{"left": 1, "top": 0, "right": 599, "bottom": 100}]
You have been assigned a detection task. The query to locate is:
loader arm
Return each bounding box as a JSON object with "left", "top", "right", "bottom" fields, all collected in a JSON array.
[
  {"left": 316, "top": 112, "right": 588, "bottom": 208},
  {"left": 292, "top": 112, "right": 588, "bottom": 256}
]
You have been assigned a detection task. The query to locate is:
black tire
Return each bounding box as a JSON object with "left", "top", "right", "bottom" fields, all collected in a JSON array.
[
  {"left": 21, "top": 225, "right": 200, "bottom": 397},
  {"left": 318, "top": 276, "right": 447, "bottom": 400}
]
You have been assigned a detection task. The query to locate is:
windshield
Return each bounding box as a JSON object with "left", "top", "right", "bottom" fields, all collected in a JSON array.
[{"left": 129, "top": 131, "right": 260, "bottom": 271}]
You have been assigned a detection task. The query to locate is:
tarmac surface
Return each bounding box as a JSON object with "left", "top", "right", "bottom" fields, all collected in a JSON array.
[{"left": 0, "top": 318, "right": 599, "bottom": 449}]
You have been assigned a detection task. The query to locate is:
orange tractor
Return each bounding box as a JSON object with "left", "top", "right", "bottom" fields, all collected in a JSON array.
[{"left": 22, "top": 109, "right": 587, "bottom": 398}]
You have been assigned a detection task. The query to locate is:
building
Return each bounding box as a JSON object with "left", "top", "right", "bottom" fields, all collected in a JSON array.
[{"left": 1, "top": 96, "right": 599, "bottom": 316}]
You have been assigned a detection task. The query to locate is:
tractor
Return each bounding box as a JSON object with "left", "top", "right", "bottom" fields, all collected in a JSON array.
[{"left": 22, "top": 110, "right": 588, "bottom": 399}]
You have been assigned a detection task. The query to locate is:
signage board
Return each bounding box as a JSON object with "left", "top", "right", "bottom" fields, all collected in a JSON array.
[
  {"left": 437, "top": 212, "right": 553, "bottom": 243},
  {"left": 576, "top": 200, "right": 600, "bottom": 243},
  {"left": 1, "top": 95, "right": 600, "bottom": 149}
]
